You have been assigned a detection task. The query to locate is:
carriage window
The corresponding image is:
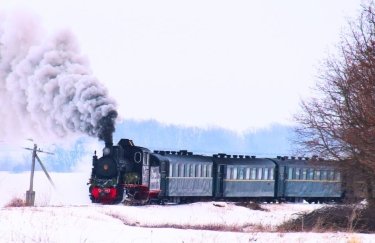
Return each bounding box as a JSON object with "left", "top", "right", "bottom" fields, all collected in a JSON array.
[
  {"left": 185, "top": 164, "right": 190, "bottom": 177},
  {"left": 227, "top": 167, "right": 232, "bottom": 179},
  {"left": 335, "top": 172, "right": 341, "bottom": 181},
  {"left": 314, "top": 170, "right": 321, "bottom": 180},
  {"left": 305, "top": 169, "right": 310, "bottom": 180},
  {"left": 169, "top": 164, "right": 173, "bottom": 177},
  {"left": 178, "top": 164, "right": 184, "bottom": 177},
  {"left": 292, "top": 168, "right": 296, "bottom": 179},
  {"left": 207, "top": 165, "right": 212, "bottom": 177},
  {"left": 269, "top": 168, "right": 274, "bottom": 180},
  {"left": 206, "top": 165, "right": 212, "bottom": 177},
  {"left": 173, "top": 164, "right": 178, "bottom": 177},
  {"left": 321, "top": 170, "right": 328, "bottom": 180},
  {"left": 196, "top": 164, "right": 201, "bottom": 177},
  {"left": 328, "top": 171, "right": 334, "bottom": 181},
  {"left": 202, "top": 164, "right": 207, "bottom": 178},
  {"left": 264, "top": 168, "right": 269, "bottom": 180},
  {"left": 257, "top": 168, "right": 263, "bottom": 180},
  {"left": 233, "top": 167, "right": 238, "bottom": 179},
  {"left": 302, "top": 169, "right": 307, "bottom": 180},
  {"left": 288, "top": 168, "right": 293, "bottom": 180},
  {"left": 190, "top": 164, "right": 195, "bottom": 177},
  {"left": 238, "top": 168, "right": 244, "bottom": 180},
  {"left": 308, "top": 169, "right": 314, "bottom": 180},
  {"left": 245, "top": 168, "right": 250, "bottom": 180},
  {"left": 250, "top": 168, "right": 256, "bottom": 180},
  {"left": 174, "top": 164, "right": 178, "bottom": 177},
  {"left": 295, "top": 168, "right": 300, "bottom": 180}
]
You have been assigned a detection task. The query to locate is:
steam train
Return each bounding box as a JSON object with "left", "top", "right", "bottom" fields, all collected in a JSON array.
[{"left": 88, "top": 139, "right": 374, "bottom": 204}]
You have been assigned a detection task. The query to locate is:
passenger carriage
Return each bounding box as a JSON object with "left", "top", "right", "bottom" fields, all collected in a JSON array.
[
  {"left": 152, "top": 150, "right": 214, "bottom": 203},
  {"left": 272, "top": 157, "right": 342, "bottom": 203},
  {"left": 213, "top": 154, "right": 276, "bottom": 201}
]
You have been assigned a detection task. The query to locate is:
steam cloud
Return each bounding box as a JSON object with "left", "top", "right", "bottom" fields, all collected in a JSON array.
[{"left": 0, "top": 13, "right": 117, "bottom": 143}]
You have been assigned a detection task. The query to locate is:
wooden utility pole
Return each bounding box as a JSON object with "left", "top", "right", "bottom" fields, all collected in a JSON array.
[{"left": 25, "top": 143, "right": 54, "bottom": 206}]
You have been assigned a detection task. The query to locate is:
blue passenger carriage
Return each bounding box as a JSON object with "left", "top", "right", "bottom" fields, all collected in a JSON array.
[
  {"left": 272, "top": 157, "right": 342, "bottom": 203},
  {"left": 213, "top": 154, "right": 276, "bottom": 201},
  {"left": 153, "top": 150, "right": 214, "bottom": 203}
]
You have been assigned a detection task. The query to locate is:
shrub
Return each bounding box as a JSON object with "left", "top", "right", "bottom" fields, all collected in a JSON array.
[
  {"left": 5, "top": 197, "right": 26, "bottom": 207},
  {"left": 278, "top": 204, "right": 375, "bottom": 233}
]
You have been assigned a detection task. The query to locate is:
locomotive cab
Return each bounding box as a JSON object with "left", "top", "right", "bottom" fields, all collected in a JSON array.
[
  {"left": 118, "top": 139, "right": 150, "bottom": 185},
  {"left": 118, "top": 139, "right": 161, "bottom": 202}
]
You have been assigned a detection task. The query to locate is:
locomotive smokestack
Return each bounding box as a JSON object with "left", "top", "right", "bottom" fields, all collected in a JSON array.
[
  {"left": 105, "top": 139, "right": 113, "bottom": 148},
  {"left": 97, "top": 110, "right": 117, "bottom": 147},
  {"left": 105, "top": 141, "right": 113, "bottom": 148}
]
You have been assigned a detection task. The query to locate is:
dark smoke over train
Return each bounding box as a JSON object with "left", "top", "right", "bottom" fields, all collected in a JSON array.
[{"left": 0, "top": 14, "right": 117, "bottom": 143}]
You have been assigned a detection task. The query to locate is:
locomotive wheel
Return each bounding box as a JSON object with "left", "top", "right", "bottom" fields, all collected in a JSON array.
[
  {"left": 123, "top": 190, "right": 150, "bottom": 205},
  {"left": 113, "top": 187, "right": 125, "bottom": 204}
]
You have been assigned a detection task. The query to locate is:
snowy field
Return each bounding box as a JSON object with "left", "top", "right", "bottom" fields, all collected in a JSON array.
[{"left": 0, "top": 172, "right": 374, "bottom": 242}]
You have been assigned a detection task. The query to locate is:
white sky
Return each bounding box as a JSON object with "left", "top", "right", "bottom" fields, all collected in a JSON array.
[{"left": 1, "top": 0, "right": 363, "bottom": 132}]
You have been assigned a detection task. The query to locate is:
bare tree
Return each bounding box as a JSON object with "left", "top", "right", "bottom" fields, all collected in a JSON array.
[{"left": 295, "top": 3, "right": 375, "bottom": 200}]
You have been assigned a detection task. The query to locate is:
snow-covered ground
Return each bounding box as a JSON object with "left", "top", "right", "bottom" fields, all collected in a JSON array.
[
  {"left": 0, "top": 171, "right": 90, "bottom": 206},
  {"left": 0, "top": 172, "right": 373, "bottom": 242}
]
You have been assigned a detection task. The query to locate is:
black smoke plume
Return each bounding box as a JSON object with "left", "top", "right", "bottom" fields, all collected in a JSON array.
[
  {"left": 0, "top": 13, "right": 118, "bottom": 143},
  {"left": 97, "top": 110, "right": 118, "bottom": 146}
]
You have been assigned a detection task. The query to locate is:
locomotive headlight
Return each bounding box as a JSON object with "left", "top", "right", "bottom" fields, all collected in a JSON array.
[{"left": 103, "top": 147, "right": 111, "bottom": 156}]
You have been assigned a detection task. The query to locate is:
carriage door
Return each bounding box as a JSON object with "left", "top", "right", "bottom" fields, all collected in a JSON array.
[
  {"left": 216, "top": 165, "right": 225, "bottom": 197},
  {"left": 141, "top": 152, "right": 150, "bottom": 186},
  {"left": 149, "top": 166, "right": 161, "bottom": 191},
  {"left": 277, "top": 166, "right": 287, "bottom": 198}
]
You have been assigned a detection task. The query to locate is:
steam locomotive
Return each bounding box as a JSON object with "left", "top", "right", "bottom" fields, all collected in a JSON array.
[{"left": 88, "top": 139, "right": 369, "bottom": 204}]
